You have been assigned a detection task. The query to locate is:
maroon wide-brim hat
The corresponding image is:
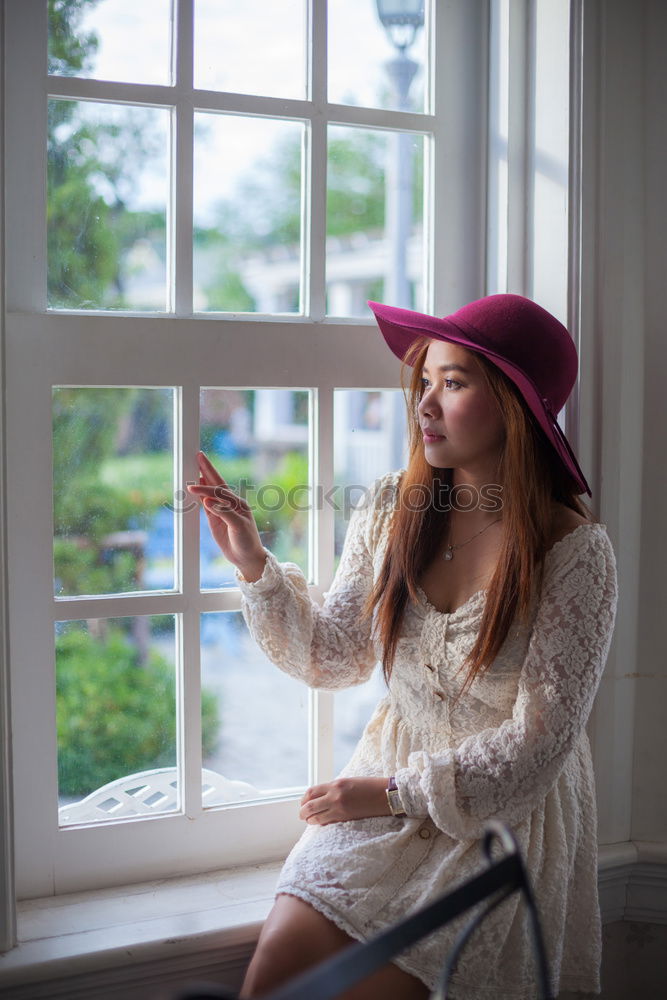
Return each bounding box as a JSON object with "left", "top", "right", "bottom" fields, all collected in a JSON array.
[{"left": 368, "top": 293, "right": 591, "bottom": 497}]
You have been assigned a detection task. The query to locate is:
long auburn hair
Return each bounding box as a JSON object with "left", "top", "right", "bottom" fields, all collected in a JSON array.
[{"left": 365, "top": 337, "right": 593, "bottom": 695}]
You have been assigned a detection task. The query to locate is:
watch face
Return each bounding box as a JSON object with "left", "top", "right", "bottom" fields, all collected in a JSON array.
[{"left": 388, "top": 788, "right": 405, "bottom": 816}]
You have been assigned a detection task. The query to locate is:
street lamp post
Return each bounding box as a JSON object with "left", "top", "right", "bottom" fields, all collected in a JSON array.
[{"left": 375, "top": 0, "right": 424, "bottom": 308}]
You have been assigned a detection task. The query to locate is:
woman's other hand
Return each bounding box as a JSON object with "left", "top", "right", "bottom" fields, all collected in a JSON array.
[
  {"left": 299, "top": 777, "right": 391, "bottom": 825},
  {"left": 187, "top": 451, "right": 267, "bottom": 582}
]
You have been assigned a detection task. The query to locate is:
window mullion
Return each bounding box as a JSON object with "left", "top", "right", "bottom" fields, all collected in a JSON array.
[
  {"left": 307, "top": 117, "right": 327, "bottom": 321},
  {"left": 173, "top": 0, "right": 194, "bottom": 316},
  {"left": 306, "top": 0, "right": 327, "bottom": 320},
  {"left": 45, "top": 77, "right": 179, "bottom": 106},
  {"left": 181, "top": 605, "right": 203, "bottom": 818},
  {"left": 181, "top": 380, "right": 202, "bottom": 817},
  {"left": 311, "top": 383, "right": 334, "bottom": 783}
]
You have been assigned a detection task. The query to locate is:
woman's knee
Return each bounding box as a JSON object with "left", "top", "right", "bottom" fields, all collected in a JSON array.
[
  {"left": 241, "top": 930, "right": 303, "bottom": 997},
  {"left": 240, "top": 894, "right": 353, "bottom": 997}
]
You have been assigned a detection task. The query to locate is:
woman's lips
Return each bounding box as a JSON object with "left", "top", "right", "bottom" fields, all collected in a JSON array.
[{"left": 422, "top": 431, "right": 446, "bottom": 443}]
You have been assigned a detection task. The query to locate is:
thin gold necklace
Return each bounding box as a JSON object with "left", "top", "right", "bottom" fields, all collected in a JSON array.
[{"left": 444, "top": 517, "right": 502, "bottom": 561}]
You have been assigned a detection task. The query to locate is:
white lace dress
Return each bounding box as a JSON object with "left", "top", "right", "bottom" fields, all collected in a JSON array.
[{"left": 237, "top": 471, "right": 618, "bottom": 999}]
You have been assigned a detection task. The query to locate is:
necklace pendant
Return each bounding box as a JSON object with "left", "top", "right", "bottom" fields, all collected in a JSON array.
[{"left": 444, "top": 547, "right": 454, "bottom": 561}]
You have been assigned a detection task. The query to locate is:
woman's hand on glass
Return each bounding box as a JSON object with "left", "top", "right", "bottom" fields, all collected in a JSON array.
[
  {"left": 299, "top": 777, "right": 391, "bottom": 825},
  {"left": 187, "top": 451, "right": 267, "bottom": 583}
]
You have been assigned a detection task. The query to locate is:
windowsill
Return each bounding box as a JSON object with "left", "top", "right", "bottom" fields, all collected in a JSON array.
[
  {"left": 2, "top": 842, "right": 666, "bottom": 993},
  {"left": 0, "top": 861, "right": 282, "bottom": 991}
]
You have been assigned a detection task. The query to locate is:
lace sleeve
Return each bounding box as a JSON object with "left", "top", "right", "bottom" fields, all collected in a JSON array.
[
  {"left": 236, "top": 477, "right": 394, "bottom": 690},
  {"left": 394, "top": 527, "right": 618, "bottom": 839}
]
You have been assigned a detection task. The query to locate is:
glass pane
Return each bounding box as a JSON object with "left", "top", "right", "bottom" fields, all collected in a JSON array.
[
  {"left": 57, "top": 615, "right": 178, "bottom": 825},
  {"left": 201, "top": 612, "right": 308, "bottom": 806},
  {"left": 48, "top": 100, "right": 169, "bottom": 311},
  {"left": 329, "top": 0, "right": 427, "bottom": 112},
  {"left": 48, "top": 0, "right": 171, "bottom": 86},
  {"left": 487, "top": 0, "right": 510, "bottom": 294},
  {"left": 200, "top": 389, "right": 310, "bottom": 586},
  {"left": 327, "top": 126, "right": 425, "bottom": 317},
  {"left": 332, "top": 388, "right": 407, "bottom": 773},
  {"left": 194, "top": 114, "right": 304, "bottom": 313},
  {"left": 333, "top": 389, "right": 408, "bottom": 562},
  {"left": 194, "top": 0, "right": 306, "bottom": 99},
  {"left": 334, "top": 669, "right": 387, "bottom": 775},
  {"left": 53, "top": 387, "right": 176, "bottom": 597},
  {"left": 532, "top": 0, "right": 570, "bottom": 321}
]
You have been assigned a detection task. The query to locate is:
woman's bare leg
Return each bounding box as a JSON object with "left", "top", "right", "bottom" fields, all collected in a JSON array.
[{"left": 240, "top": 894, "right": 429, "bottom": 1000}]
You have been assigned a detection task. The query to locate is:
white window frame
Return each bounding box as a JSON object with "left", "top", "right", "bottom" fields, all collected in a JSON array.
[{"left": 3, "top": 0, "right": 490, "bottom": 901}]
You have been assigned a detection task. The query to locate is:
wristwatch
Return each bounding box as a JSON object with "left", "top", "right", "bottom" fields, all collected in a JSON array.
[{"left": 386, "top": 776, "right": 407, "bottom": 817}]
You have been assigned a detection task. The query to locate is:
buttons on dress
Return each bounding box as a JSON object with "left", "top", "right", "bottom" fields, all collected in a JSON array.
[
  {"left": 424, "top": 662, "right": 434, "bottom": 672},
  {"left": 418, "top": 828, "right": 431, "bottom": 840},
  {"left": 434, "top": 690, "right": 445, "bottom": 701}
]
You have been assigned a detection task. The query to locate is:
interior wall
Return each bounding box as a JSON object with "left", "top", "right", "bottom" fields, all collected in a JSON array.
[
  {"left": 587, "top": 0, "right": 667, "bottom": 847},
  {"left": 582, "top": 0, "right": 644, "bottom": 847},
  {"left": 632, "top": 0, "right": 667, "bottom": 843},
  {"left": 0, "top": 0, "right": 18, "bottom": 957}
]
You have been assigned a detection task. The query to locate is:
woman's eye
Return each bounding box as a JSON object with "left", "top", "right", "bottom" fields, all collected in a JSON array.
[{"left": 421, "top": 375, "right": 462, "bottom": 391}]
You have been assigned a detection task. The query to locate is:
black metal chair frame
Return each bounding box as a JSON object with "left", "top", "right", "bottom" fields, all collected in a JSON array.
[{"left": 178, "top": 822, "right": 553, "bottom": 1000}]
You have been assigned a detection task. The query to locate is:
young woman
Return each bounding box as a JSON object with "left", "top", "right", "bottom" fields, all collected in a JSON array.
[{"left": 188, "top": 294, "right": 618, "bottom": 1000}]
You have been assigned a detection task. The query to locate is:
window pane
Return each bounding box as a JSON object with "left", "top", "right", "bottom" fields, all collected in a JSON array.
[
  {"left": 327, "top": 126, "right": 425, "bottom": 317},
  {"left": 53, "top": 387, "right": 176, "bottom": 597},
  {"left": 48, "top": 100, "right": 169, "bottom": 311},
  {"left": 57, "top": 615, "right": 178, "bottom": 826},
  {"left": 200, "top": 389, "right": 310, "bottom": 586},
  {"left": 487, "top": 0, "right": 510, "bottom": 294},
  {"left": 333, "top": 389, "right": 408, "bottom": 561},
  {"left": 201, "top": 612, "right": 308, "bottom": 806},
  {"left": 328, "top": 0, "right": 427, "bottom": 113},
  {"left": 194, "top": 0, "right": 306, "bottom": 99},
  {"left": 48, "top": 0, "right": 171, "bottom": 86},
  {"left": 334, "top": 670, "right": 387, "bottom": 776},
  {"left": 332, "top": 389, "right": 407, "bottom": 773},
  {"left": 194, "top": 115, "right": 304, "bottom": 313}
]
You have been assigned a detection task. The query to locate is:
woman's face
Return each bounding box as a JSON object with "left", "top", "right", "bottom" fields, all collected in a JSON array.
[{"left": 417, "top": 340, "right": 506, "bottom": 481}]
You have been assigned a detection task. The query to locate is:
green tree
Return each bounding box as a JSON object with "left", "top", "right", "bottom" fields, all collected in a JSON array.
[
  {"left": 48, "top": 0, "right": 99, "bottom": 76},
  {"left": 53, "top": 387, "right": 136, "bottom": 498},
  {"left": 327, "top": 132, "right": 387, "bottom": 237},
  {"left": 53, "top": 389, "right": 138, "bottom": 594},
  {"left": 201, "top": 130, "right": 388, "bottom": 252},
  {"left": 47, "top": 0, "right": 166, "bottom": 309},
  {"left": 57, "top": 623, "right": 219, "bottom": 797},
  {"left": 196, "top": 128, "right": 423, "bottom": 310}
]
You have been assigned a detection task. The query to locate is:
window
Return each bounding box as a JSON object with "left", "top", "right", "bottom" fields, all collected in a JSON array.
[
  {"left": 486, "top": 0, "right": 571, "bottom": 321},
  {"left": 3, "top": 0, "right": 571, "bottom": 902}
]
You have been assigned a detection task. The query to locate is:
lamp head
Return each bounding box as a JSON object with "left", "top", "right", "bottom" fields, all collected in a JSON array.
[{"left": 375, "top": 0, "right": 425, "bottom": 52}]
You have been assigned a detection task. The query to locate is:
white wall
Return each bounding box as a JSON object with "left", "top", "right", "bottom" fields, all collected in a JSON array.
[
  {"left": 578, "top": 0, "right": 641, "bottom": 847},
  {"left": 0, "top": 0, "right": 18, "bottom": 953},
  {"left": 583, "top": 0, "right": 667, "bottom": 849},
  {"left": 633, "top": 0, "right": 667, "bottom": 843}
]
